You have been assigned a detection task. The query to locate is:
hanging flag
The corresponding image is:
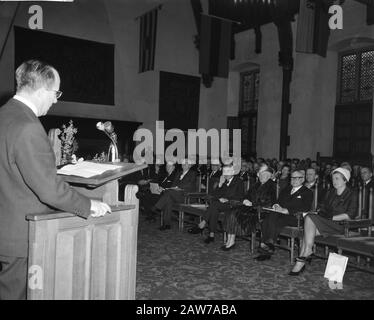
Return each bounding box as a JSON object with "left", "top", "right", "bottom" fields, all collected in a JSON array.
[
  {"left": 199, "top": 14, "right": 232, "bottom": 78},
  {"left": 296, "top": 0, "right": 331, "bottom": 57},
  {"left": 138, "top": 7, "right": 158, "bottom": 73}
]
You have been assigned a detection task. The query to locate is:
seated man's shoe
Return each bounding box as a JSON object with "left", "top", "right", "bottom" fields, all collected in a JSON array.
[
  {"left": 159, "top": 225, "right": 171, "bottom": 231},
  {"left": 188, "top": 226, "right": 203, "bottom": 234},
  {"left": 257, "top": 247, "right": 270, "bottom": 254},
  {"left": 255, "top": 254, "right": 271, "bottom": 261},
  {"left": 204, "top": 236, "right": 215, "bottom": 244},
  {"left": 265, "top": 242, "right": 275, "bottom": 253}
]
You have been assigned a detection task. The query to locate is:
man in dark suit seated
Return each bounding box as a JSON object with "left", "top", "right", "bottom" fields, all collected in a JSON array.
[
  {"left": 360, "top": 166, "right": 374, "bottom": 218},
  {"left": 0, "top": 60, "right": 111, "bottom": 299},
  {"left": 139, "top": 161, "right": 178, "bottom": 221},
  {"left": 207, "top": 159, "right": 222, "bottom": 194},
  {"left": 256, "top": 169, "right": 313, "bottom": 261},
  {"left": 304, "top": 167, "right": 326, "bottom": 209},
  {"left": 192, "top": 165, "right": 244, "bottom": 243},
  {"left": 153, "top": 158, "right": 197, "bottom": 230}
]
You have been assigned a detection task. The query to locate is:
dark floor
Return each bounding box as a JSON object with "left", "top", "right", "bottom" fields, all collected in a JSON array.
[{"left": 135, "top": 213, "right": 374, "bottom": 300}]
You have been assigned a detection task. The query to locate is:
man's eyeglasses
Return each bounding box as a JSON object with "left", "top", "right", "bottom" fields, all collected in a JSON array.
[
  {"left": 47, "top": 89, "right": 63, "bottom": 99},
  {"left": 291, "top": 176, "right": 304, "bottom": 180}
]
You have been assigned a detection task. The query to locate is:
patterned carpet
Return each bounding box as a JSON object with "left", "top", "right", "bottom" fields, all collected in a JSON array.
[{"left": 136, "top": 214, "right": 374, "bottom": 300}]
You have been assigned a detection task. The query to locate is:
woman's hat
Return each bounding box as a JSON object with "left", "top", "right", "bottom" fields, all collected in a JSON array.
[{"left": 332, "top": 167, "right": 351, "bottom": 182}]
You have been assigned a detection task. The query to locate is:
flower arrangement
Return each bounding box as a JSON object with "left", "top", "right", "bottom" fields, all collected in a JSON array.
[
  {"left": 93, "top": 152, "right": 107, "bottom": 162},
  {"left": 60, "top": 120, "right": 78, "bottom": 165},
  {"left": 96, "top": 121, "right": 120, "bottom": 162}
]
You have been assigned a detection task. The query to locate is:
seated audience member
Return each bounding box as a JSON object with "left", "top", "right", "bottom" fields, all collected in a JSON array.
[
  {"left": 222, "top": 165, "right": 276, "bottom": 250},
  {"left": 278, "top": 164, "right": 291, "bottom": 194},
  {"left": 139, "top": 162, "right": 178, "bottom": 221},
  {"left": 238, "top": 158, "right": 249, "bottom": 181},
  {"left": 360, "top": 166, "right": 374, "bottom": 218},
  {"left": 247, "top": 161, "right": 257, "bottom": 187},
  {"left": 322, "top": 163, "right": 333, "bottom": 187},
  {"left": 340, "top": 161, "right": 352, "bottom": 173},
  {"left": 310, "top": 161, "right": 319, "bottom": 173},
  {"left": 190, "top": 166, "right": 244, "bottom": 242},
  {"left": 207, "top": 159, "right": 222, "bottom": 194},
  {"left": 256, "top": 169, "right": 313, "bottom": 261},
  {"left": 304, "top": 167, "right": 326, "bottom": 209},
  {"left": 289, "top": 168, "right": 358, "bottom": 275},
  {"left": 153, "top": 158, "right": 197, "bottom": 230}
]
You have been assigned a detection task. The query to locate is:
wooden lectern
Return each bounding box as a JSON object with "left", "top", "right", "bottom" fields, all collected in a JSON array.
[{"left": 26, "top": 163, "right": 146, "bottom": 300}]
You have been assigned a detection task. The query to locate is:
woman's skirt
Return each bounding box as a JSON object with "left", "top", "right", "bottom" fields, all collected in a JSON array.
[
  {"left": 306, "top": 213, "right": 344, "bottom": 236},
  {"left": 223, "top": 205, "right": 258, "bottom": 236}
]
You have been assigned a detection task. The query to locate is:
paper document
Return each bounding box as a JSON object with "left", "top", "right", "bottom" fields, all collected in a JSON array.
[
  {"left": 262, "top": 207, "right": 280, "bottom": 213},
  {"left": 324, "top": 253, "right": 348, "bottom": 283},
  {"left": 57, "top": 161, "right": 122, "bottom": 178},
  {"left": 150, "top": 182, "right": 161, "bottom": 195}
]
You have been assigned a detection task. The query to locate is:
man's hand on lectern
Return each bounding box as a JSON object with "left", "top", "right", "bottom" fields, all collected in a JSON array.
[{"left": 90, "top": 200, "right": 112, "bottom": 217}]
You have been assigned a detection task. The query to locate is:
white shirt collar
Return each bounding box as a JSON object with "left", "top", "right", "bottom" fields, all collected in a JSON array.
[
  {"left": 226, "top": 176, "right": 234, "bottom": 186},
  {"left": 180, "top": 169, "right": 190, "bottom": 180},
  {"left": 13, "top": 95, "right": 38, "bottom": 116},
  {"left": 305, "top": 181, "right": 315, "bottom": 188},
  {"left": 291, "top": 185, "right": 303, "bottom": 194}
]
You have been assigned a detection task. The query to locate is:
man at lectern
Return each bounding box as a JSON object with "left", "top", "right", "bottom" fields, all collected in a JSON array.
[{"left": 0, "top": 60, "right": 111, "bottom": 300}]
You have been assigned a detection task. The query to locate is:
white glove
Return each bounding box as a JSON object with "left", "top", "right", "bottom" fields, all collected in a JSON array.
[
  {"left": 243, "top": 199, "right": 252, "bottom": 207},
  {"left": 90, "top": 200, "right": 111, "bottom": 217}
]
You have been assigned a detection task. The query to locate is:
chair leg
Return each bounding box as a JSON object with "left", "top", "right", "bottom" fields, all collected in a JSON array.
[
  {"left": 223, "top": 232, "right": 227, "bottom": 244},
  {"left": 160, "top": 211, "right": 164, "bottom": 227},
  {"left": 251, "top": 232, "right": 255, "bottom": 254},
  {"left": 290, "top": 238, "right": 295, "bottom": 264},
  {"left": 178, "top": 211, "right": 183, "bottom": 231}
]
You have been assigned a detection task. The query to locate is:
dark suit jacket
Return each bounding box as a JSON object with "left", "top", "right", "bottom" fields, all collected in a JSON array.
[
  {"left": 277, "top": 185, "right": 313, "bottom": 215},
  {"left": 246, "top": 179, "right": 276, "bottom": 208},
  {"left": 158, "top": 168, "right": 178, "bottom": 189},
  {"left": 0, "top": 99, "right": 91, "bottom": 257},
  {"left": 207, "top": 169, "right": 221, "bottom": 194},
  {"left": 362, "top": 179, "right": 374, "bottom": 218},
  {"left": 305, "top": 181, "right": 327, "bottom": 209},
  {"left": 319, "top": 187, "right": 358, "bottom": 220},
  {"left": 212, "top": 175, "right": 244, "bottom": 201},
  {"left": 171, "top": 169, "right": 198, "bottom": 193}
]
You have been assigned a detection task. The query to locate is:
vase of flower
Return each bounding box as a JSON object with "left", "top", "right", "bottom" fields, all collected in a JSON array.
[{"left": 96, "top": 121, "right": 120, "bottom": 162}]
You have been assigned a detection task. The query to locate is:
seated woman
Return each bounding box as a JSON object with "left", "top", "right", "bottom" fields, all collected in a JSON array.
[
  {"left": 221, "top": 165, "right": 276, "bottom": 250},
  {"left": 289, "top": 167, "right": 358, "bottom": 275}
]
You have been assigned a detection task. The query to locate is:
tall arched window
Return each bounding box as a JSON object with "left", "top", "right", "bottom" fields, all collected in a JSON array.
[{"left": 334, "top": 47, "right": 374, "bottom": 164}]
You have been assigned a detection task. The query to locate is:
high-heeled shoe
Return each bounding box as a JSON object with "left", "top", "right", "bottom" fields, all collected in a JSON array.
[{"left": 288, "top": 264, "right": 305, "bottom": 276}]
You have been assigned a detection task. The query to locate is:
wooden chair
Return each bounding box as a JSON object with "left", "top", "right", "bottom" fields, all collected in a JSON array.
[
  {"left": 277, "top": 212, "right": 304, "bottom": 264},
  {"left": 176, "top": 195, "right": 257, "bottom": 254},
  {"left": 336, "top": 188, "right": 374, "bottom": 273}
]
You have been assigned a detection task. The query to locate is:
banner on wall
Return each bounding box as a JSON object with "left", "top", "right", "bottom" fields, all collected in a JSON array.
[
  {"left": 199, "top": 14, "right": 232, "bottom": 78},
  {"left": 138, "top": 7, "right": 159, "bottom": 73}
]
